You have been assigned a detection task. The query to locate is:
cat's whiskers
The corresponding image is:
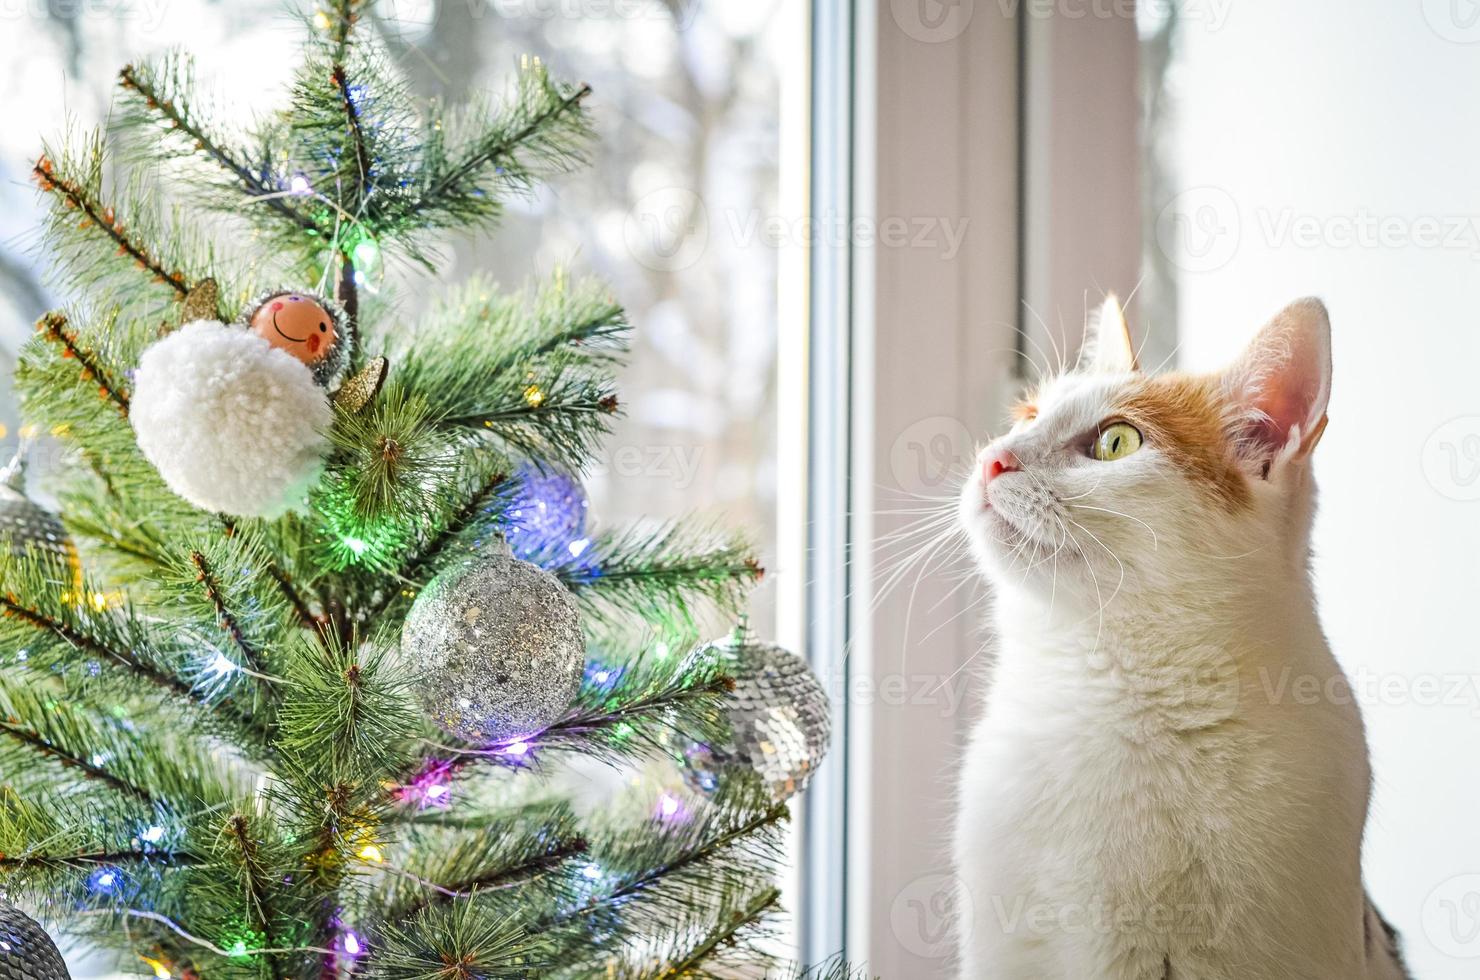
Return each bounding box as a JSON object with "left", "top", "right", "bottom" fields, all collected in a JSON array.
[
  {"left": 1022, "top": 301, "right": 1069, "bottom": 379},
  {"left": 1063, "top": 515, "right": 1128, "bottom": 654},
  {"left": 1067, "top": 503, "right": 1160, "bottom": 551}
]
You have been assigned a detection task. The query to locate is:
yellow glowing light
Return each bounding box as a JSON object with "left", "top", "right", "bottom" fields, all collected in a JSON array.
[
  {"left": 90, "top": 591, "right": 109, "bottom": 612},
  {"left": 358, "top": 843, "right": 384, "bottom": 863},
  {"left": 140, "top": 957, "right": 172, "bottom": 980},
  {"left": 18, "top": 424, "right": 37, "bottom": 439},
  {"left": 312, "top": 9, "right": 332, "bottom": 30},
  {"left": 523, "top": 384, "right": 545, "bottom": 408}
]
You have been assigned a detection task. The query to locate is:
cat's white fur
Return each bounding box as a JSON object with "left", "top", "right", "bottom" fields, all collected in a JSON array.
[{"left": 953, "top": 298, "right": 1407, "bottom": 979}]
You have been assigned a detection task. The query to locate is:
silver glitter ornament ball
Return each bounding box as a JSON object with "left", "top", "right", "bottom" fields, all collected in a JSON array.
[
  {"left": 0, "top": 453, "right": 75, "bottom": 572},
  {"left": 402, "top": 553, "right": 585, "bottom": 743},
  {"left": 0, "top": 902, "right": 71, "bottom": 980},
  {"left": 673, "top": 633, "right": 832, "bottom": 803}
]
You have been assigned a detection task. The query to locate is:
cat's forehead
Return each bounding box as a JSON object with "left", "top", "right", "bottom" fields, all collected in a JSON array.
[{"left": 1031, "top": 372, "right": 1131, "bottom": 429}]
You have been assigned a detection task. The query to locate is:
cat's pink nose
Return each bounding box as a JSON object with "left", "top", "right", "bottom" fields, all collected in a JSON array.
[{"left": 982, "top": 449, "right": 1021, "bottom": 484}]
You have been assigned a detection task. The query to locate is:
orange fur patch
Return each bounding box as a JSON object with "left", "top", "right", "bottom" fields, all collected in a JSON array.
[
  {"left": 1116, "top": 374, "right": 1251, "bottom": 510},
  {"left": 1011, "top": 400, "right": 1039, "bottom": 423}
]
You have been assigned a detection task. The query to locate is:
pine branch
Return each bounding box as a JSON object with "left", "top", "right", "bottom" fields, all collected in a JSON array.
[
  {"left": 219, "top": 516, "right": 321, "bottom": 635},
  {"left": 189, "top": 549, "right": 268, "bottom": 677},
  {"left": 118, "top": 61, "right": 324, "bottom": 235},
  {"left": 361, "top": 458, "right": 512, "bottom": 615},
  {"left": 332, "top": 64, "right": 373, "bottom": 196},
  {"left": 32, "top": 157, "right": 190, "bottom": 298},
  {"left": 328, "top": 57, "right": 370, "bottom": 354},
  {"left": 396, "top": 836, "right": 589, "bottom": 920},
  {"left": 336, "top": 252, "right": 361, "bottom": 360},
  {"left": 408, "top": 83, "right": 592, "bottom": 221},
  {"left": 0, "top": 848, "right": 197, "bottom": 869},
  {"left": 0, "top": 718, "right": 155, "bottom": 804},
  {"left": 544, "top": 521, "right": 761, "bottom": 632},
  {"left": 409, "top": 467, "right": 511, "bottom": 569},
  {"left": 374, "top": 897, "right": 555, "bottom": 980},
  {"left": 34, "top": 311, "right": 131, "bottom": 418},
  {"left": 225, "top": 813, "right": 286, "bottom": 980},
  {"left": 1, "top": 593, "right": 194, "bottom": 704},
  {"left": 313, "top": 387, "right": 457, "bottom": 575},
  {"left": 328, "top": 0, "right": 367, "bottom": 61},
  {"left": 0, "top": 552, "right": 272, "bottom": 742},
  {"left": 564, "top": 806, "right": 789, "bottom": 924},
  {"left": 646, "top": 887, "right": 782, "bottom": 979}
]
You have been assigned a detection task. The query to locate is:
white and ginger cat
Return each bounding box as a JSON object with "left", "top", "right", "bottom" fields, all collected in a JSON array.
[{"left": 953, "top": 297, "right": 1409, "bottom": 980}]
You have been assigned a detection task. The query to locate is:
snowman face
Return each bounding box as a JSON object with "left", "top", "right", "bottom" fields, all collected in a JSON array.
[{"left": 249, "top": 293, "right": 337, "bottom": 366}]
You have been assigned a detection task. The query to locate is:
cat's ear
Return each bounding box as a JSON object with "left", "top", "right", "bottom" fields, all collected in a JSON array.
[
  {"left": 1222, "top": 297, "right": 1332, "bottom": 468},
  {"left": 1083, "top": 294, "right": 1139, "bottom": 374}
]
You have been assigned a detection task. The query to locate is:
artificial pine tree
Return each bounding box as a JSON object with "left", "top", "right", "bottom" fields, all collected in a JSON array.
[{"left": 0, "top": 2, "right": 841, "bottom": 977}]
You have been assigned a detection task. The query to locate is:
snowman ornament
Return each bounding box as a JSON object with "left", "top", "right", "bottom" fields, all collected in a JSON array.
[{"left": 131, "top": 289, "right": 354, "bottom": 518}]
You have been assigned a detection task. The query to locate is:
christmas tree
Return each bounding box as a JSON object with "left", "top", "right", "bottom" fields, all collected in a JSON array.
[{"left": 0, "top": 2, "right": 837, "bottom": 977}]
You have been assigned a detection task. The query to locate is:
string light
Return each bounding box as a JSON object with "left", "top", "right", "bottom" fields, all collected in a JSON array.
[
  {"left": 140, "top": 956, "right": 172, "bottom": 980},
  {"left": 88, "top": 867, "right": 121, "bottom": 894},
  {"left": 505, "top": 464, "right": 589, "bottom": 561},
  {"left": 204, "top": 652, "right": 239, "bottom": 679},
  {"left": 357, "top": 843, "right": 384, "bottom": 863},
  {"left": 140, "top": 825, "right": 166, "bottom": 844},
  {"left": 522, "top": 384, "right": 545, "bottom": 408},
  {"left": 351, "top": 238, "right": 380, "bottom": 271},
  {"left": 655, "top": 793, "right": 688, "bottom": 823},
  {"left": 289, "top": 174, "right": 312, "bottom": 195},
  {"left": 401, "top": 762, "right": 454, "bottom": 808},
  {"left": 583, "top": 660, "right": 622, "bottom": 695}
]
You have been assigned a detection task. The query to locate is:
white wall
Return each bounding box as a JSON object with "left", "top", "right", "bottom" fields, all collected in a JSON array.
[{"left": 1158, "top": 3, "right": 1480, "bottom": 976}]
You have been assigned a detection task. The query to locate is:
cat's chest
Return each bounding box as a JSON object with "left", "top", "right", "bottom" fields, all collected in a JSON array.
[
  {"left": 959, "top": 702, "right": 1264, "bottom": 928},
  {"left": 960, "top": 647, "right": 1277, "bottom": 868}
]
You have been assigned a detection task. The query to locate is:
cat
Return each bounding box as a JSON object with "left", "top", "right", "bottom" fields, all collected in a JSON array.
[{"left": 952, "top": 297, "right": 1410, "bottom": 980}]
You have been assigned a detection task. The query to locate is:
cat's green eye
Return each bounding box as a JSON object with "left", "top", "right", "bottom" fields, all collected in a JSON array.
[{"left": 1091, "top": 422, "right": 1143, "bottom": 461}]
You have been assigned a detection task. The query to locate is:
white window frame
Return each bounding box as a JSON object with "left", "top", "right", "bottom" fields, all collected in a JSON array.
[{"left": 791, "top": 2, "right": 1142, "bottom": 974}]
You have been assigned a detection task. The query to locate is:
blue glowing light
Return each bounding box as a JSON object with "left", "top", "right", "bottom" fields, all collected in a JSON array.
[
  {"left": 505, "top": 463, "right": 588, "bottom": 562},
  {"left": 583, "top": 660, "right": 624, "bottom": 694},
  {"left": 87, "top": 867, "right": 122, "bottom": 894}
]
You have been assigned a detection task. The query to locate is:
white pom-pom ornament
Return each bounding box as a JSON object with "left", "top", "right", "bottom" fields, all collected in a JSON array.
[{"left": 131, "top": 319, "right": 331, "bottom": 517}]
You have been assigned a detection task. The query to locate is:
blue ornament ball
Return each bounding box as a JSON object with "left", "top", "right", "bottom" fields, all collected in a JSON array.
[{"left": 505, "top": 464, "right": 589, "bottom": 560}]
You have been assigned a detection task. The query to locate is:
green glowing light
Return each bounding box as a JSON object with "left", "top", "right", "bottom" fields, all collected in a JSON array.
[
  {"left": 352, "top": 238, "right": 380, "bottom": 268},
  {"left": 343, "top": 536, "right": 369, "bottom": 557}
]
